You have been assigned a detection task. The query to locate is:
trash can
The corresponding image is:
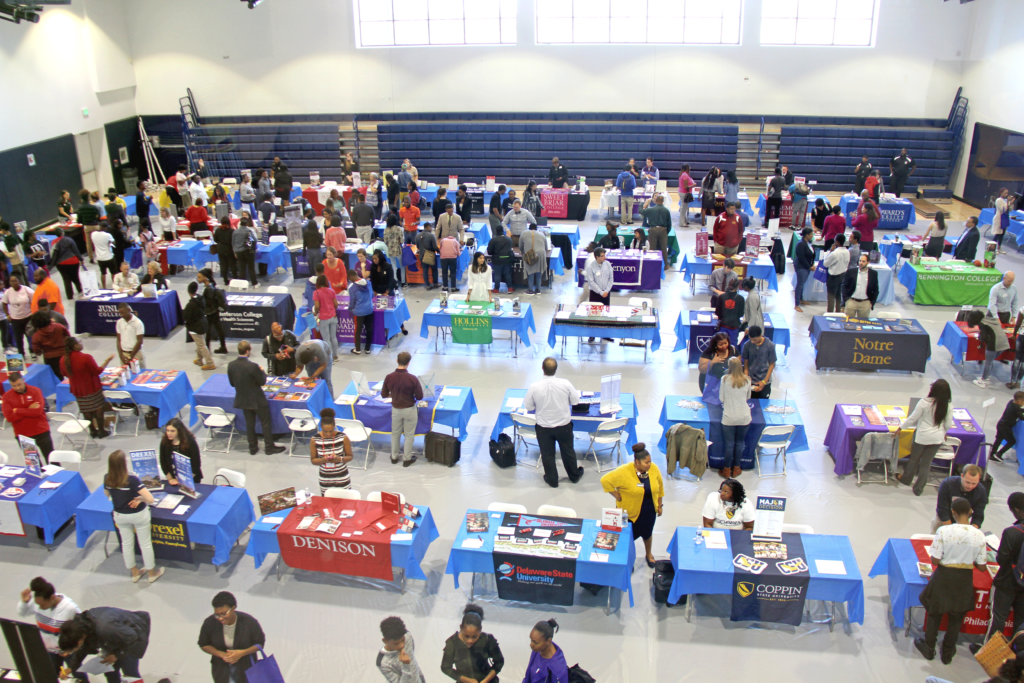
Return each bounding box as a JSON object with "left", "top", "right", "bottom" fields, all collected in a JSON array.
[{"left": 120, "top": 166, "right": 139, "bottom": 194}]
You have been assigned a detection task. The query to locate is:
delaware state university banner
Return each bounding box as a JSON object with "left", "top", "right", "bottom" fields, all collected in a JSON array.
[
  {"left": 730, "top": 531, "right": 809, "bottom": 625},
  {"left": 451, "top": 313, "right": 493, "bottom": 344}
]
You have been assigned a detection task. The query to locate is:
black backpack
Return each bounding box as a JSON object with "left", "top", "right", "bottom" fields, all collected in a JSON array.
[
  {"left": 652, "top": 559, "right": 687, "bottom": 606},
  {"left": 489, "top": 434, "right": 516, "bottom": 468},
  {"left": 568, "top": 665, "right": 595, "bottom": 683}
]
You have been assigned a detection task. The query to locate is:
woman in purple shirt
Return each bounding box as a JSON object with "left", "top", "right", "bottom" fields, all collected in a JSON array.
[{"left": 523, "top": 619, "right": 568, "bottom": 683}]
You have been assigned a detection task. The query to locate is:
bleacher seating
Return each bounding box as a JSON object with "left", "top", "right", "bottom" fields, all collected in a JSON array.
[
  {"left": 188, "top": 123, "right": 342, "bottom": 182},
  {"left": 377, "top": 122, "right": 738, "bottom": 186},
  {"left": 778, "top": 126, "right": 954, "bottom": 193}
]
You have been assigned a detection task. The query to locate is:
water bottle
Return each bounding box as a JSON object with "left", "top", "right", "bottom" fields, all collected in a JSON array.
[{"left": 694, "top": 528, "right": 704, "bottom": 546}]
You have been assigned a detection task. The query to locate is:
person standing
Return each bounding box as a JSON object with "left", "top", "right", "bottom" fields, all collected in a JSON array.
[
  {"left": 2, "top": 372, "right": 54, "bottom": 462},
  {"left": 102, "top": 450, "right": 163, "bottom": 583},
  {"left": 718, "top": 357, "right": 752, "bottom": 479},
  {"left": 741, "top": 326, "right": 776, "bottom": 399},
  {"left": 764, "top": 167, "right": 786, "bottom": 229},
  {"left": 789, "top": 179, "right": 810, "bottom": 229},
  {"left": 989, "top": 272, "right": 1019, "bottom": 323},
  {"left": 454, "top": 186, "right": 473, "bottom": 225},
  {"left": 347, "top": 269, "right": 375, "bottom": 355},
  {"left": 740, "top": 278, "right": 764, "bottom": 337},
  {"left": 439, "top": 604, "right": 505, "bottom": 683},
  {"left": 524, "top": 357, "right": 584, "bottom": 488},
  {"left": 59, "top": 607, "right": 152, "bottom": 683},
  {"left": 30, "top": 312, "right": 70, "bottom": 379},
  {"left": 227, "top": 341, "right": 286, "bottom": 456},
  {"left": 854, "top": 156, "right": 873, "bottom": 194},
  {"left": 467, "top": 252, "right": 492, "bottom": 303},
  {"left": 501, "top": 200, "right": 536, "bottom": 247},
  {"left": 399, "top": 195, "right": 420, "bottom": 246},
  {"left": 994, "top": 188, "right": 1013, "bottom": 254},
  {"left": 2, "top": 275, "right": 34, "bottom": 354},
  {"left": 548, "top": 158, "right": 568, "bottom": 189},
  {"left": 842, "top": 254, "right": 879, "bottom": 320},
  {"left": 486, "top": 227, "right": 513, "bottom": 294},
  {"left": 232, "top": 218, "right": 259, "bottom": 288},
  {"left": 59, "top": 337, "right": 114, "bottom": 439},
  {"left": 641, "top": 194, "right": 672, "bottom": 265},
  {"left": 303, "top": 215, "right": 324, "bottom": 276},
  {"left": 895, "top": 379, "right": 953, "bottom": 496},
  {"left": 197, "top": 269, "right": 228, "bottom": 355},
  {"left": 922, "top": 212, "right": 949, "bottom": 259},
  {"left": 238, "top": 173, "right": 257, "bottom": 219},
  {"left": 975, "top": 492, "right": 1024, "bottom": 654},
  {"left": 185, "top": 282, "right": 216, "bottom": 371},
  {"left": 366, "top": 172, "right": 384, "bottom": 221},
  {"left": 794, "top": 227, "right": 814, "bottom": 312},
  {"left": 414, "top": 223, "right": 439, "bottom": 291},
  {"left": 585, "top": 248, "right": 613, "bottom": 306},
  {"left": 262, "top": 323, "right": 298, "bottom": 375},
  {"left": 384, "top": 214, "right": 406, "bottom": 287},
  {"left": 864, "top": 171, "right": 883, "bottom": 207},
  {"left": 678, "top": 164, "right": 696, "bottom": 227},
  {"left": 954, "top": 216, "right": 982, "bottom": 263},
  {"left": 439, "top": 232, "right": 462, "bottom": 292},
  {"left": 47, "top": 228, "right": 83, "bottom": 300},
  {"left": 519, "top": 225, "right": 546, "bottom": 296},
  {"left": 309, "top": 408, "right": 353, "bottom": 495},
  {"left": 436, "top": 202, "right": 465, "bottom": 243},
  {"left": 914, "top": 497, "right": 987, "bottom": 666},
  {"left": 823, "top": 234, "right": 851, "bottom": 313},
  {"left": 292, "top": 338, "right": 334, "bottom": 397},
  {"left": 0, "top": 223, "right": 27, "bottom": 285},
  {"left": 198, "top": 591, "right": 266, "bottom": 683},
  {"left": 523, "top": 181, "right": 544, "bottom": 219},
  {"left": 889, "top": 148, "right": 916, "bottom": 198},
  {"left": 600, "top": 443, "right": 664, "bottom": 567},
  {"left": 159, "top": 418, "right": 203, "bottom": 485},
  {"left": 616, "top": 165, "right": 637, "bottom": 226},
  {"left": 18, "top": 577, "right": 85, "bottom": 682},
  {"left": 377, "top": 616, "right": 423, "bottom": 683},
  {"left": 381, "top": 351, "right": 423, "bottom": 468},
  {"left": 213, "top": 218, "right": 237, "bottom": 286},
  {"left": 700, "top": 167, "right": 720, "bottom": 227},
  {"left": 821, "top": 204, "right": 846, "bottom": 252},
  {"left": 847, "top": 230, "right": 862, "bottom": 269},
  {"left": 273, "top": 163, "right": 292, "bottom": 201},
  {"left": 115, "top": 303, "right": 146, "bottom": 369},
  {"left": 851, "top": 202, "right": 879, "bottom": 250},
  {"left": 712, "top": 203, "right": 744, "bottom": 256},
  {"left": 73, "top": 190, "right": 100, "bottom": 263},
  {"left": 524, "top": 620, "right": 568, "bottom": 683},
  {"left": 312, "top": 275, "right": 340, "bottom": 362},
  {"left": 641, "top": 157, "right": 659, "bottom": 186},
  {"left": 352, "top": 191, "right": 376, "bottom": 245}
]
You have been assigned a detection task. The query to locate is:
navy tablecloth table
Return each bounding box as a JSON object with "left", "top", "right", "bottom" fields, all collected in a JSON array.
[
  {"left": 220, "top": 293, "right": 296, "bottom": 339},
  {"left": 838, "top": 193, "right": 916, "bottom": 229},
  {"left": 74, "top": 291, "right": 183, "bottom": 337},
  {"left": 190, "top": 373, "right": 330, "bottom": 435},
  {"left": 808, "top": 315, "right": 931, "bottom": 372}
]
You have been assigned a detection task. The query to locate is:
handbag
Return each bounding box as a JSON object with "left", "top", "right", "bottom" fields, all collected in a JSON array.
[
  {"left": 684, "top": 192, "right": 694, "bottom": 203},
  {"left": 245, "top": 647, "right": 285, "bottom": 683},
  {"left": 421, "top": 249, "right": 436, "bottom": 266},
  {"left": 210, "top": 243, "right": 218, "bottom": 255},
  {"left": 975, "top": 631, "right": 1024, "bottom": 677},
  {"left": 812, "top": 259, "right": 829, "bottom": 284}
]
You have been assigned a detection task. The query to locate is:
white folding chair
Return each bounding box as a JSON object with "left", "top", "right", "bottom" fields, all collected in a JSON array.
[
  {"left": 367, "top": 491, "right": 406, "bottom": 504},
  {"left": 194, "top": 406, "right": 237, "bottom": 453},
  {"left": 281, "top": 408, "right": 319, "bottom": 457},
  {"left": 228, "top": 279, "right": 250, "bottom": 292},
  {"left": 781, "top": 523, "right": 814, "bottom": 534},
  {"left": 927, "top": 436, "right": 961, "bottom": 487},
  {"left": 103, "top": 390, "right": 142, "bottom": 437},
  {"left": 193, "top": 230, "right": 213, "bottom": 240},
  {"left": 46, "top": 412, "right": 94, "bottom": 452},
  {"left": 325, "top": 489, "right": 362, "bottom": 500},
  {"left": 266, "top": 286, "right": 289, "bottom": 293},
  {"left": 755, "top": 425, "right": 796, "bottom": 477},
  {"left": 338, "top": 418, "right": 374, "bottom": 469},
  {"left": 212, "top": 468, "right": 245, "bottom": 487},
  {"left": 537, "top": 504, "right": 576, "bottom": 517},
  {"left": 48, "top": 450, "right": 82, "bottom": 471},
  {"left": 0, "top": 450, "right": 7, "bottom": 464},
  {"left": 511, "top": 413, "right": 541, "bottom": 468},
  {"left": 584, "top": 417, "right": 630, "bottom": 472},
  {"left": 487, "top": 502, "right": 527, "bottom": 514}
]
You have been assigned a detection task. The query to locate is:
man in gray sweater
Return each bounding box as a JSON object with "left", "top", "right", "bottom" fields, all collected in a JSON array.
[{"left": 232, "top": 224, "right": 259, "bottom": 287}]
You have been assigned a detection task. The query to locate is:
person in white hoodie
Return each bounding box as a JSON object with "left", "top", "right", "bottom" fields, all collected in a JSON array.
[{"left": 17, "top": 576, "right": 84, "bottom": 680}]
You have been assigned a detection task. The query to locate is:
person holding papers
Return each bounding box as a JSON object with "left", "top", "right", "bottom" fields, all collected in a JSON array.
[
  {"left": 702, "top": 479, "right": 754, "bottom": 530},
  {"left": 159, "top": 418, "right": 203, "bottom": 485},
  {"left": 113, "top": 261, "right": 140, "bottom": 295},
  {"left": 896, "top": 379, "right": 953, "bottom": 496},
  {"left": 600, "top": 443, "right": 664, "bottom": 568},
  {"left": 101, "top": 450, "right": 164, "bottom": 584}
]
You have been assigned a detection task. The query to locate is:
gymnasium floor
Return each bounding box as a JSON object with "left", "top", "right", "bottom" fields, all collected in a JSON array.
[{"left": 0, "top": 191, "right": 1012, "bottom": 683}]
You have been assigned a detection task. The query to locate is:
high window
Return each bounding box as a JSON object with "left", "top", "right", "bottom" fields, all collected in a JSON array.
[
  {"left": 354, "top": 0, "right": 517, "bottom": 47},
  {"left": 534, "top": 0, "right": 742, "bottom": 45},
  {"left": 760, "top": 0, "right": 879, "bottom": 46}
]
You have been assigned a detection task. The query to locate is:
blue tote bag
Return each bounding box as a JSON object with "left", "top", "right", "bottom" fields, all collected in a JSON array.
[{"left": 246, "top": 647, "right": 285, "bottom": 683}]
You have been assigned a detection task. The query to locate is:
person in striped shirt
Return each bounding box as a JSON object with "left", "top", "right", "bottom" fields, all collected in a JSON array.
[{"left": 17, "top": 576, "right": 85, "bottom": 681}]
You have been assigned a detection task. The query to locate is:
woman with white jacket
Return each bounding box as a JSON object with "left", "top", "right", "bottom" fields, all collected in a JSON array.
[
  {"left": 467, "top": 252, "right": 493, "bottom": 303},
  {"left": 897, "top": 379, "right": 954, "bottom": 496}
]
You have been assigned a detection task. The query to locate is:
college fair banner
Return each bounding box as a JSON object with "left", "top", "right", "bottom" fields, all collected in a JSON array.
[
  {"left": 276, "top": 499, "right": 394, "bottom": 580},
  {"left": 451, "top": 313, "right": 493, "bottom": 344},
  {"left": 491, "top": 513, "right": 583, "bottom": 606},
  {"left": 909, "top": 265, "right": 1002, "bottom": 306},
  {"left": 730, "top": 531, "right": 809, "bottom": 626}
]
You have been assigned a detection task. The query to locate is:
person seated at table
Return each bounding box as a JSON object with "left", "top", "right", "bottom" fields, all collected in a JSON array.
[
  {"left": 292, "top": 338, "right": 334, "bottom": 398},
  {"left": 156, "top": 206, "right": 177, "bottom": 241},
  {"left": 368, "top": 228, "right": 389, "bottom": 261},
  {"left": 914, "top": 496, "right": 988, "bottom": 666},
  {"left": 310, "top": 407, "right": 353, "bottom": 495},
  {"left": 59, "top": 337, "right": 113, "bottom": 439},
  {"left": 718, "top": 357, "right": 752, "bottom": 479},
  {"left": 990, "top": 392, "right": 1024, "bottom": 461},
  {"left": 467, "top": 252, "right": 493, "bottom": 303},
  {"left": 159, "top": 417, "right": 204, "bottom": 485},
  {"left": 263, "top": 322, "right": 298, "bottom": 375},
  {"left": 113, "top": 261, "right": 140, "bottom": 294},
  {"left": 851, "top": 201, "right": 879, "bottom": 250},
  {"left": 353, "top": 247, "right": 372, "bottom": 281},
  {"left": 184, "top": 198, "right": 209, "bottom": 237},
  {"left": 322, "top": 246, "right": 349, "bottom": 295},
  {"left": 257, "top": 196, "right": 276, "bottom": 226},
  {"left": 440, "top": 604, "right": 505, "bottom": 683},
  {"left": 895, "top": 378, "right": 954, "bottom": 496},
  {"left": 30, "top": 311, "right": 70, "bottom": 379},
  {"left": 707, "top": 258, "right": 737, "bottom": 308},
  {"left": 371, "top": 248, "right": 398, "bottom": 296},
  {"left": 714, "top": 279, "right": 744, "bottom": 344},
  {"left": 841, "top": 254, "right": 878, "bottom": 320},
  {"left": 139, "top": 261, "right": 168, "bottom": 292},
  {"left": 601, "top": 443, "right": 664, "bottom": 567},
  {"left": 712, "top": 203, "right": 744, "bottom": 256},
  {"left": 629, "top": 227, "right": 647, "bottom": 250},
  {"left": 598, "top": 222, "right": 621, "bottom": 250},
  {"left": 702, "top": 478, "right": 754, "bottom": 530},
  {"left": 821, "top": 205, "right": 846, "bottom": 252},
  {"left": 384, "top": 214, "right": 406, "bottom": 287},
  {"left": 989, "top": 271, "right": 1018, "bottom": 324}
]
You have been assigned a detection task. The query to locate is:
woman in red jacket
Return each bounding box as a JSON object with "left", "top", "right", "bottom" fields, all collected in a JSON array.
[
  {"left": 58, "top": 337, "right": 115, "bottom": 439},
  {"left": 851, "top": 202, "right": 879, "bottom": 250}
]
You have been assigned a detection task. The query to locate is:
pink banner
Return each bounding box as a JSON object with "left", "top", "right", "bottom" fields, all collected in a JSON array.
[
  {"left": 695, "top": 232, "right": 709, "bottom": 257},
  {"left": 540, "top": 189, "right": 569, "bottom": 219}
]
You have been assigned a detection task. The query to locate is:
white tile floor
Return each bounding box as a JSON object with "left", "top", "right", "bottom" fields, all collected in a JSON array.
[{"left": 0, "top": 200, "right": 1016, "bottom": 683}]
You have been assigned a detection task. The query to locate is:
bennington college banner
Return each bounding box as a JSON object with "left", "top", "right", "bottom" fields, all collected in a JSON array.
[{"left": 492, "top": 552, "right": 576, "bottom": 606}]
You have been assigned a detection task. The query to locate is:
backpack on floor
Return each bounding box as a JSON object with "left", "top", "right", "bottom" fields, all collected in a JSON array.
[
  {"left": 652, "top": 559, "right": 687, "bottom": 606},
  {"left": 489, "top": 434, "right": 516, "bottom": 468},
  {"left": 568, "top": 665, "right": 596, "bottom": 683},
  {"left": 424, "top": 431, "right": 461, "bottom": 467}
]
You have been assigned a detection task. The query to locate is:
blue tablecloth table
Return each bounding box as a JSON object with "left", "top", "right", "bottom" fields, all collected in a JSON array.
[
  {"left": 56, "top": 369, "right": 193, "bottom": 427},
  {"left": 1, "top": 469, "right": 90, "bottom": 545},
  {"left": 547, "top": 312, "right": 661, "bottom": 360},
  {"left": 672, "top": 310, "right": 790, "bottom": 361},
  {"left": 295, "top": 299, "right": 412, "bottom": 345},
  {"left": 800, "top": 263, "right": 894, "bottom": 305},
  {"left": 491, "top": 388, "right": 639, "bottom": 452},
  {"left": 2, "top": 363, "right": 60, "bottom": 398},
  {"left": 679, "top": 253, "right": 779, "bottom": 293},
  {"left": 420, "top": 299, "right": 536, "bottom": 355},
  {"left": 336, "top": 381, "right": 477, "bottom": 441},
  {"left": 189, "top": 374, "right": 330, "bottom": 434},
  {"left": 838, "top": 193, "right": 916, "bottom": 229}
]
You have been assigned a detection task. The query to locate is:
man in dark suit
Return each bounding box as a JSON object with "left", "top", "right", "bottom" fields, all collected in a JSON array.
[
  {"left": 841, "top": 253, "right": 879, "bottom": 319},
  {"left": 954, "top": 217, "right": 981, "bottom": 262},
  {"left": 227, "top": 341, "right": 285, "bottom": 456}
]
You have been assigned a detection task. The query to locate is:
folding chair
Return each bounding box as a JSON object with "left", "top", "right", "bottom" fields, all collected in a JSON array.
[
  {"left": 103, "top": 390, "right": 142, "bottom": 437},
  {"left": 193, "top": 406, "right": 237, "bottom": 453},
  {"left": 584, "top": 417, "right": 629, "bottom": 472}
]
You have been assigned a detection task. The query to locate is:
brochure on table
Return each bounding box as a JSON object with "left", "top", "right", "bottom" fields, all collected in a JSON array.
[
  {"left": 18, "top": 436, "right": 42, "bottom": 478},
  {"left": 600, "top": 374, "right": 621, "bottom": 414},
  {"left": 751, "top": 495, "right": 786, "bottom": 541},
  {"left": 129, "top": 450, "right": 162, "bottom": 490},
  {"left": 172, "top": 452, "right": 199, "bottom": 500}
]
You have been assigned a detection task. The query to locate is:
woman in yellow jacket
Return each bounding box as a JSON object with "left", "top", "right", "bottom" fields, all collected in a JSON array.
[{"left": 600, "top": 443, "right": 664, "bottom": 567}]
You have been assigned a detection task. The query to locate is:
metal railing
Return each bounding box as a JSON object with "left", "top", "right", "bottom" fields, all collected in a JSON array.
[
  {"left": 756, "top": 117, "right": 765, "bottom": 179},
  {"left": 946, "top": 87, "right": 969, "bottom": 187}
]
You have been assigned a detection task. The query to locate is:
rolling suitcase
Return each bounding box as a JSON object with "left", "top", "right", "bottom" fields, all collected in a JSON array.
[{"left": 425, "top": 431, "right": 461, "bottom": 467}]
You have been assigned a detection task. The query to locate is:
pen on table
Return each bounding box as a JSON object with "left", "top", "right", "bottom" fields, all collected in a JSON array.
[{"left": 270, "top": 524, "right": 281, "bottom": 531}]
